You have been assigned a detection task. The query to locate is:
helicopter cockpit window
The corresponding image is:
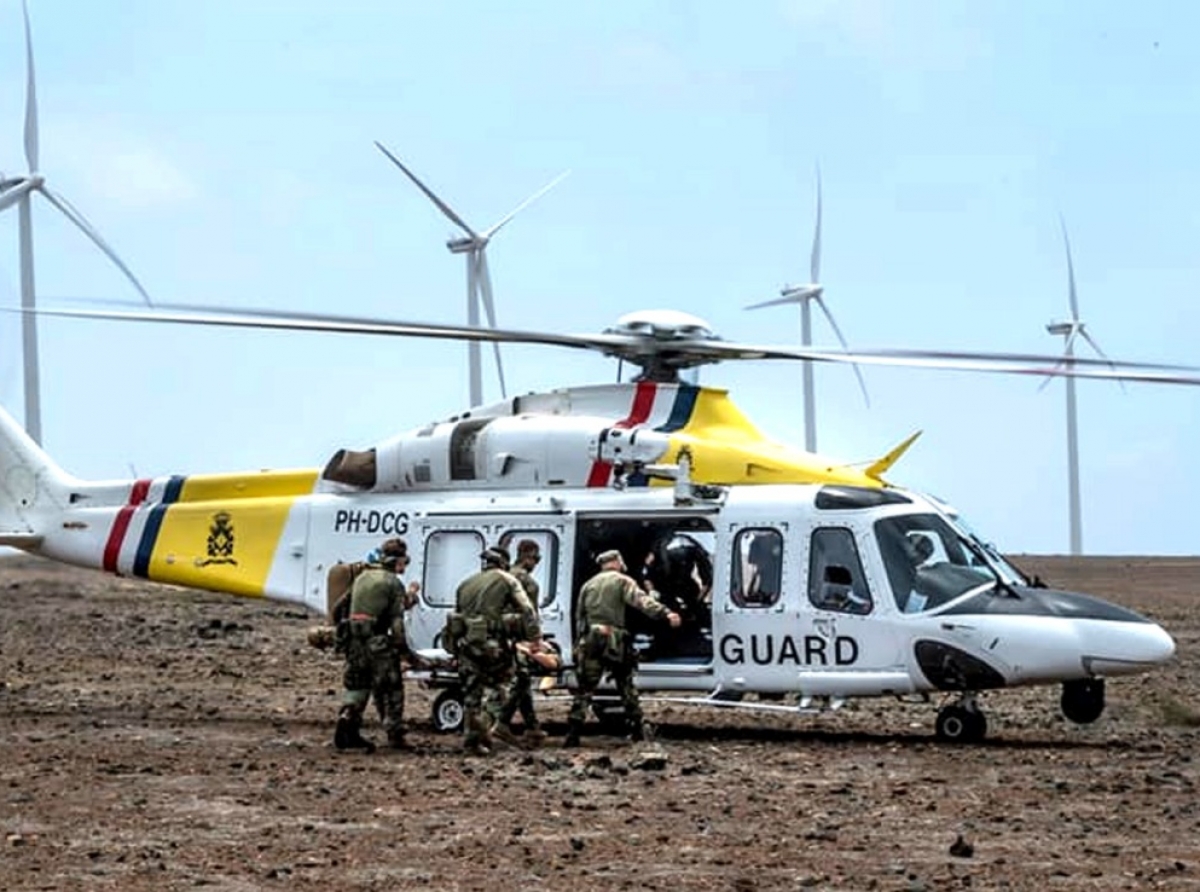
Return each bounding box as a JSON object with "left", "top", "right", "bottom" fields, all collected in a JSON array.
[
  {"left": 874, "top": 514, "right": 993, "bottom": 613},
  {"left": 732, "top": 528, "right": 782, "bottom": 608},
  {"left": 422, "top": 529, "right": 487, "bottom": 608},
  {"left": 498, "top": 530, "right": 558, "bottom": 609},
  {"left": 808, "top": 527, "right": 872, "bottom": 615}
]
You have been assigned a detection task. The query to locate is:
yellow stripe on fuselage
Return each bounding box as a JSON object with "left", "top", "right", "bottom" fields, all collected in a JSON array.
[
  {"left": 143, "top": 486, "right": 307, "bottom": 598},
  {"left": 666, "top": 388, "right": 882, "bottom": 488},
  {"left": 174, "top": 469, "right": 319, "bottom": 503}
]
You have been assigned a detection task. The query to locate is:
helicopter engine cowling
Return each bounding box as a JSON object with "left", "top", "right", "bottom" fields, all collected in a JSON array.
[{"left": 362, "top": 415, "right": 672, "bottom": 492}]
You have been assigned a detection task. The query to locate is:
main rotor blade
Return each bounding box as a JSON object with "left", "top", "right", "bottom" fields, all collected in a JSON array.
[
  {"left": 482, "top": 169, "right": 571, "bottom": 240},
  {"left": 22, "top": 0, "right": 39, "bottom": 172},
  {"left": 810, "top": 165, "right": 822, "bottom": 285},
  {"left": 1036, "top": 356, "right": 1068, "bottom": 393},
  {"left": 814, "top": 296, "right": 869, "bottom": 408},
  {"left": 40, "top": 186, "right": 153, "bottom": 307},
  {"left": 476, "top": 251, "right": 508, "bottom": 398},
  {"left": 1060, "top": 215, "right": 1079, "bottom": 322},
  {"left": 375, "top": 141, "right": 478, "bottom": 239},
  {"left": 17, "top": 303, "right": 1200, "bottom": 386},
  {"left": 18, "top": 304, "right": 631, "bottom": 352}
]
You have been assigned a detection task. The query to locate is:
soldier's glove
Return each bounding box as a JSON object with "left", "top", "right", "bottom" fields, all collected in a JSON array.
[{"left": 307, "top": 625, "right": 336, "bottom": 650}]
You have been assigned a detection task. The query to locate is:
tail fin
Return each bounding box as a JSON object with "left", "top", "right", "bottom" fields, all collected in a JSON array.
[
  {"left": 865, "top": 431, "right": 922, "bottom": 483},
  {"left": 0, "top": 403, "right": 76, "bottom": 549}
]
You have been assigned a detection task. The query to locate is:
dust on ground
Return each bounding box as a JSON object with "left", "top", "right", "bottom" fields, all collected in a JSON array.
[{"left": 2, "top": 554, "right": 1198, "bottom": 891}]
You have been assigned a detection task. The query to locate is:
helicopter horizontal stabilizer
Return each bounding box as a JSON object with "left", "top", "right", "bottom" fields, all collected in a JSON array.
[
  {"left": 865, "top": 431, "right": 923, "bottom": 482},
  {"left": 0, "top": 532, "right": 43, "bottom": 548}
]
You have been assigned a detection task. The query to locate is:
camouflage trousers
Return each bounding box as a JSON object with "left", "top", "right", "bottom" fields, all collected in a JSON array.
[
  {"left": 457, "top": 651, "right": 513, "bottom": 747},
  {"left": 341, "top": 633, "right": 405, "bottom": 737},
  {"left": 498, "top": 653, "right": 540, "bottom": 731},
  {"left": 567, "top": 629, "right": 642, "bottom": 728}
]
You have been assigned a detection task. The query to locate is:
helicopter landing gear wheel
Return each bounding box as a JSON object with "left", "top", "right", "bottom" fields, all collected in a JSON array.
[
  {"left": 1061, "top": 678, "right": 1106, "bottom": 724},
  {"left": 431, "top": 688, "right": 465, "bottom": 733},
  {"left": 935, "top": 698, "right": 988, "bottom": 743}
]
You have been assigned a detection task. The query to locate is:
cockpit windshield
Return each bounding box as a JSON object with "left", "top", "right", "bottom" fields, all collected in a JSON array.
[{"left": 875, "top": 513, "right": 999, "bottom": 614}]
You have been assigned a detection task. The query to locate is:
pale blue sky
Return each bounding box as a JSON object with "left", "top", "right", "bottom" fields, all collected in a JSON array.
[{"left": 1, "top": 1, "right": 1197, "bottom": 555}]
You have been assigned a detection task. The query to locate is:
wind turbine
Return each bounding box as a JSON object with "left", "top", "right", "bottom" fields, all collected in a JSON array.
[
  {"left": 745, "top": 167, "right": 868, "bottom": 453},
  {"left": 374, "top": 141, "right": 569, "bottom": 408},
  {"left": 0, "top": 0, "right": 153, "bottom": 446},
  {"left": 1043, "top": 218, "right": 1118, "bottom": 556}
]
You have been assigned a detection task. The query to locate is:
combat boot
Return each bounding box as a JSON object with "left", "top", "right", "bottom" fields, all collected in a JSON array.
[
  {"left": 627, "top": 718, "right": 652, "bottom": 743},
  {"left": 387, "top": 730, "right": 411, "bottom": 750},
  {"left": 489, "top": 721, "right": 520, "bottom": 748},
  {"left": 563, "top": 720, "right": 583, "bottom": 748},
  {"left": 334, "top": 708, "right": 376, "bottom": 754},
  {"left": 464, "top": 740, "right": 492, "bottom": 757},
  {"left": 524, "top": 725, "right": 547, "bottom": 747}
]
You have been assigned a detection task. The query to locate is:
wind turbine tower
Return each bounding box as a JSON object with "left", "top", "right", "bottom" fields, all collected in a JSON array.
[
  {"left": 375, "top": 141, "right": 568, "bottom": 408},
  {"left": 746, "top": 168, "right": 867, "bottom": 453},
  {"left": 1045, "top": 219, "right": 1116, "bottom": 556},
  {"left": 0, "top": 0, "right": 152, "bottom": 445}
]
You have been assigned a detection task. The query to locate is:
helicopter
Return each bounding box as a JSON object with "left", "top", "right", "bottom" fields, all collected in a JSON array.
[{"left": 1, "top": 304, "right": 1195, "bottom": 743}]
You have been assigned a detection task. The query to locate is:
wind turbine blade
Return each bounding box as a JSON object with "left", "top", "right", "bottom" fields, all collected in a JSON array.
[
  {"left": 814, "top": 296, "right": 868, "bottom": 407},
  {"left": 745, "top": 294, "right": 802, "bottom": 311},
  {"left": 22, "top": 0, "right": 39, "bottom": 172},
  {"left": 1060, "top": 215, "right": 1079, "bottom": 321},
  {"left": 483, "top": 169, "right": 571, "bottom": 240},
  {"left": 477, "top": 251, "right": 508, "bottom": 398},
  {"left": 374, "top": 141, "right": 478, "bottom": 238},
  {"left": 1080, "top": 328, "right": 1126, "bottom": 392},
  {"left": 40, "top": 186, "right": 154, "bottom": 307},
  {"left": 810, "top": 165, "right": 822, "bottom": 284}
]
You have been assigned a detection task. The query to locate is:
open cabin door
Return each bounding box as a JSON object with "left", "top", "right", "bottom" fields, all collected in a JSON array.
[{"left": 572, "top": 512, "right": 718, "bottom": 691}]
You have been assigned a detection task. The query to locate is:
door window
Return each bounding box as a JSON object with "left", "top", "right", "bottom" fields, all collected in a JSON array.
[
  {"left": 422, "top": 529, "right": 486, "bottom": 607},
  {"left": 808, "top": 527, "right": 872, "bottom": 615},
  {"left": 498, "top": 530, "right": 559, "bottom": 609},
  {"left": 731, "top": 528, "right": 783, "bottom": 608}
]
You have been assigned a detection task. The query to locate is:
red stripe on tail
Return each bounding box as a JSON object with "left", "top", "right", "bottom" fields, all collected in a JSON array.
[{"left": 102, "top": 479, "right": 151, "bottom": 573}]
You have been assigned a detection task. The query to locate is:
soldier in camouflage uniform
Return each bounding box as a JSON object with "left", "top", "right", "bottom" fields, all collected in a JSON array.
[
  {"left": 448, "top": 546, "right": 542, "bottom": 756},
  {"left": 565, "top": 549, "right": 681, "bottom": 748},
  {"left": 496, "top": 539, "right": 547, "bottom": 743},
  {"left": 334, "top": 541, "right": 420, "bottom": 753}
]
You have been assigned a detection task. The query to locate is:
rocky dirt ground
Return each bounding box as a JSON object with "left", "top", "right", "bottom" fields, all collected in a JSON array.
[{"left": 1, "top": 554, "right": 1199, "bottom": 891}]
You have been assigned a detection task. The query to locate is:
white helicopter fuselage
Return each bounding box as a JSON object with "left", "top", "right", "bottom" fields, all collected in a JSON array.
[{"left": 0, "top": 393, "right": 1175, "bottom": 740}]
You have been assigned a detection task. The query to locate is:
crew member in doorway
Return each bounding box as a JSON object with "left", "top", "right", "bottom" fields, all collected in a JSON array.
[
  {"left": 566, "top": 549, "right": 681, "bottom": 747},
  {"left": 640, "top": 532, "right": 713, "bottom": 660}
]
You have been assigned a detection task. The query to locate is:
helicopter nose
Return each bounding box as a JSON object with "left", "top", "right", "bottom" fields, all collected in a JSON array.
[{"left": 1080, "top": 619, "right": 1176, "bottom": 676}]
